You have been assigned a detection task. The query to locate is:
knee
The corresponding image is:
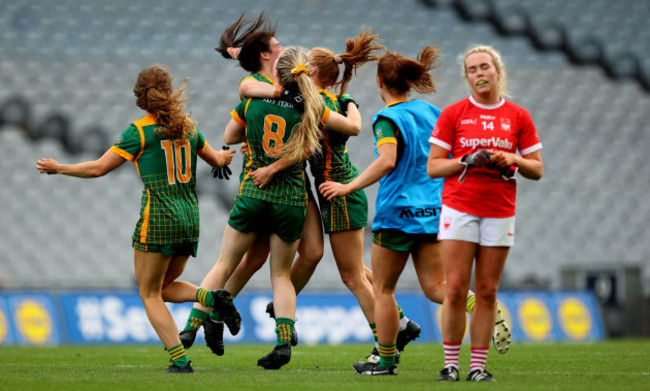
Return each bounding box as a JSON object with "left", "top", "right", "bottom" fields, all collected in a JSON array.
[
  {"left": 422, "top": 279, "right": 446, "bottom": 303},
  {"left": 445, "top": 284, "right": 468, "bottom": 308},
  {"left": 339, "top": 270, "right": 358, "bottom": 291},
  {"left": 299, "top": 246, "right": 324, "bottom": 267}
]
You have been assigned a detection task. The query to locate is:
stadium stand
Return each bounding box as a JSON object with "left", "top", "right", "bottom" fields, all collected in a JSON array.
[{"left": 1, "top": 0, "right": 648, "bottom": 298}]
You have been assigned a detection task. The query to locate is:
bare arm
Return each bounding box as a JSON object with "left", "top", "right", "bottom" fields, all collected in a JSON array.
[
  {"left": 427, "top": 144, "right": 464, "bottom": 179},
  {"left": 239, "top": 78, "right": 279, "bottom": 98},
  {"left": 224, "top": 118, "right": 246, "bottom": 145},
  {"left": 490, "top": 149, "right": 543, "bottom": 180},
  {"left": 319, "top": 142, "right": 396, "bottom": 201},
  {"left": 198, "top": 143, "right": 236, "bottom": 168},
  {"left": 36, "top": 149, "right": 126, "bottom": 178},
  {"left": 251, "top": 145, "right": 312, "bottom": 188},
  {"left": 323, "top": 104, "right": 361, "bottom": 136}
]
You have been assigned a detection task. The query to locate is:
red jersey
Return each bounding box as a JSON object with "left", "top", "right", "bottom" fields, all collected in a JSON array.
[{"left": 429, "top": 96, "right": 542, "bottom": 217}]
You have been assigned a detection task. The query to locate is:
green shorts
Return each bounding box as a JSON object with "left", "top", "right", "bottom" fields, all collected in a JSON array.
[
  {"left": 132, "top": 240, "right": 198, "bottom": 257},
  {"left": 228, "top": 195, "right": 306, "bottom": 243},
  {"left": 372, "top": 229, "right": 438, "bottom": 252},
  {"left": 317, "top": 189, "right": 368, "bottom": 233}
]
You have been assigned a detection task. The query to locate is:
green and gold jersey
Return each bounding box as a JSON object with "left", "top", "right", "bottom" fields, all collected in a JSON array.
[
  {"left": 308, "top": 90, "right": 360, "bottom": 187},
  {"left": 237, "top": 73, "right": 275, "bottom": 181},
  {"left": 110, "top": 114, "right": 207, "bottom": 245},
  {"left": 231, "top": 97, "right": 330, "bottom": 206}
]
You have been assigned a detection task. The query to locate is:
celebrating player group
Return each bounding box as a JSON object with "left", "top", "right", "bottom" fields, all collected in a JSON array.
[{"left": 36, "top": 10, "right": 542, "bottom": 382}]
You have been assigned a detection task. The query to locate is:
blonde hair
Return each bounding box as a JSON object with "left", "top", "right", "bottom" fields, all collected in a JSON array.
[
  {"left": 275, "top": 46, "right": 322, "bottom": 162},
  {"left": 460, "top": 44, "right": 511, "bottom": 98}
]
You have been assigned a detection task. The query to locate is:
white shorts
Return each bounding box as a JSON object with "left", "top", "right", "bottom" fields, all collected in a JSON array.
[{"left": 438, "top": 205, "right": 515, "bottom": 247}]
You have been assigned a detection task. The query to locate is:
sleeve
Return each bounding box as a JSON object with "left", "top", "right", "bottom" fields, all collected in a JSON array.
[
  {"left": 231, "top": 99, "right": 249, "bottom": 128},
  {"left": 109, "top": 124, "right": 142, "bottom": 161},
  {"left": 373, "top": 116, "right": 399, "bottom": 148},
  {"left": 196, "top": 129, "right": 207, "bottom": 153},
  {"left": 517, "top": 109, "right": 542, "bottom": 156},
  {"left": 429, "top": 107, "right": 454, "bottom": 151},
  {"left": 320, "top": 106, "right": 332, "bottom": 123}
]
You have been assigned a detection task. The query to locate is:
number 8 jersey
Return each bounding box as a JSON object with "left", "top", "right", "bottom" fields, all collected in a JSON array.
[
  {"left": 110, "top": 113, "right": 206, "bottom": 245},
  {"left": 430, "top": 96, "right": 542, "bottom": 218},
  {"left": 231, "top": 97, "right": 331, "bottom": 207}
]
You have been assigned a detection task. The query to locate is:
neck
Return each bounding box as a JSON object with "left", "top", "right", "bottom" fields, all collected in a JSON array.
[
  {"left": 472, "top": 91, "right": 500, "bottom": 105},
  {"left": 258, "top": 63, "right": 274, "bottom": 80},
  {"left": 383, "top": 92, "right": 408, "bottom": 106}
]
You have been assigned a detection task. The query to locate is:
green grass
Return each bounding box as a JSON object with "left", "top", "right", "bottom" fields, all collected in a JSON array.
[{"left": 1, "top": 341, "right": 649, "bottom": 390}]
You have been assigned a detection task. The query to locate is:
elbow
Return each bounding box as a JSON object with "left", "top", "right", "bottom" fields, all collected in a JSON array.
[{"left": 350, "top": 123, "right": 361, "bottom": 136}]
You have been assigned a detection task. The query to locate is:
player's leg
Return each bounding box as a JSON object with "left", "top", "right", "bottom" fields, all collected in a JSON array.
[
  {"left": 290, "top": 200, "right": 324, "bottom": 295},
  {"left": 466, "top": 245, "right": 508, "bottom": 381},
  {"left": 257, "top": 233, "right": 299, "bottom": 369},
  {"left": 331, "top": 228, "right": 374, "bottom": 320},
  {"left": 258, "top": 203, "right": 305, "bottom": 370},
  {"left": 134, "top": 249, "right": 192, "bottom": 372},
  {"left": 353, "top": 242, "right": 406, "bottom": 376},
  {"left": 438, "top": 239, "right": 476, "bottom": 381}
]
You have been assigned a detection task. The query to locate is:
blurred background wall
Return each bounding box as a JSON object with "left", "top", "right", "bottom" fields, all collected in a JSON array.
[{"left": 1, "top": 0, "right": 648, "bottom": 337}]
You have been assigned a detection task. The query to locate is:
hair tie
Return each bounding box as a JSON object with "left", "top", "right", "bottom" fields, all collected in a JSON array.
[
  {"left": 291, "top": 64, "right": 309, "bottom": 80},
  {"left": 227, "top": 47, "right": 241, "bottom": 60},
  {"left": 333, "top": 55, "right": 343, "bottom": 64}
]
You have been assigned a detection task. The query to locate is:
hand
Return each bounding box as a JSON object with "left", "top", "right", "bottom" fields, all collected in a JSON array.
[
  {"left": 461, "top": 149, "right": 491, "bottom": 168},
  {"left": 212, "top": 146, "right": 233, "bottom": 181},
  {"left": 251, "top": 166, "right": 276, "bottom": 189},
  {"left": 240, "top": 141, "right": 249, "bottom": 155},
  {"left": 318, "top": 180, "right": 351, "bottom": 201},
  {"left": 339, "top": 94, "right": 358, "bottom": 116},
  {"left": 489, "top": 150, "right": 518, "bottom": 180},
  {"left": 278, "top": 84, "right": 304, "bottom": 113},
  {"left": 36, "top": 158, "right": 60, "bottom": 174}
]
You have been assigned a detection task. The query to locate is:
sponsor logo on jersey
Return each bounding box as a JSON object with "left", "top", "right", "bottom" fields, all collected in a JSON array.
[
  {"left": 460, "top": 118, "right": 476, "bottom": 125},
  {"left": 460, "top": 136, "right": 513, "bottom": 150},
  {"left": 480, "top": 114, "right": 496, "bottom": 120},
  {"left": 398, "top": 207, "right": 441, "bottom": 219},
  {"left": 500, "top": 118, "right": 511, "bottom": 131}
]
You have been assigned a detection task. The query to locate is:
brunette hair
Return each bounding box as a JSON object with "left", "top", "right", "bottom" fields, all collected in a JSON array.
[
  {"left": 310, "top": 27, "right": 384, "bottom": 97},
  {"left": 215, "top": 11, "right": 277, "bottom": 73},
  {"left": 275, "top": 46, "right": 323, "bottom": 162},
  {"left": 133, "top": 65, "right": 195, "bottom": 142},
  {"left": 376, "top": 45, "right": 441, "bottom": 95}
]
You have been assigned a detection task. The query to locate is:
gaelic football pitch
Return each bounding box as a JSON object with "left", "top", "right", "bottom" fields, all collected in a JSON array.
[{"left": 1, "top": 340, "right": 648, "bottom": 390}]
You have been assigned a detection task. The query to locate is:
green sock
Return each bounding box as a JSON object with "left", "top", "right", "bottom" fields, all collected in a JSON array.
[
  {"left": 183, "top": 308, "right": 208, "bottom": 331},
  {"left": 167, "top": 343, "right": 189, "bottom": 368},
  {"left": 378, "top": 342, "right": 396, "bottom": 369},
  {"left": 209, "top": 311, "right": 223, "bottom": 321},
  {"left": 275, "top": 317, "right": 295, "bottom": 346},
  {"left": 195, "top": 288, "right": 215, "bottom": 308},
  {"left": 369, "top": 323, "right": 378, "bottom": 344},
  {"left": 466, "top": 294, "right": 476, "bottom": 314},
  {"left": 397, "top": 305, "right": 405, "bottom": 319}
]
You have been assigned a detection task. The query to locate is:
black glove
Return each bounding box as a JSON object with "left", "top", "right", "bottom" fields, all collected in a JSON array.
[
  {"left": 496, "top": 164, "right": 518, "bottom": 181},
  {"left": 339, "top": 94, "right": 359, "bottom": 116},
  {"left": 458, "top": 149, "right": 491, "bottom": 183},
  {"left": 211, "top": 146, "right": 232, "bottom": 180},
  {"left": 279, "top": 84, "right": 304, "bottom": 113},
  {"left": 460, "top": 149, "right": 492, "bottom": 168}
]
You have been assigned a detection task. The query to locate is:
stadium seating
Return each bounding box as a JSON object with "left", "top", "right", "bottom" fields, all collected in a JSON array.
[{"left": 1, "top": 0, "right": 649, "bottom": 295}]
